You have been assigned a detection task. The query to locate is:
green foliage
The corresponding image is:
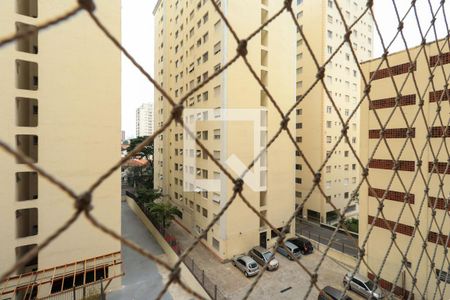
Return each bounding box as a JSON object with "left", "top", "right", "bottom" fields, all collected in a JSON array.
[
  {"left": 137, "top": 187, "right": 161, "bottom": 205},
  {"left": 344, "top": 218, "right": 359, "bottom": 233},
  {"left": 147, "top": 202, "right": 182, "bottom": 231},
  {"left": 127, "top": 136, "right": 154, "bottom": 161}
]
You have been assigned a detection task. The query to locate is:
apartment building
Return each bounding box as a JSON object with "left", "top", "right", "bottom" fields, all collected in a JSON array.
[
  {"left": 153, "top": 0, "right": 296, "bottom": 259},
  {"left": 359, "top": 38, "right": 450, "bottom": 299},
  {"left": 0, "top": 1, "right": 122, "bottom": 298},
  {"left": 136, "top": 102, "right": 154, "bottom": 137},
  {"left": 294, "top": 0, "right": 373, "bottom": 225}
]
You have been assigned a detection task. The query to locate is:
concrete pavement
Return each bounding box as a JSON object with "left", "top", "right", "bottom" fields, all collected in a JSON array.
[
  {"left": 296, "top": 218, "right": 359, "bottom": 257},
  {"left": 108, "top": 202, "right": 190, "bottom": 300}
]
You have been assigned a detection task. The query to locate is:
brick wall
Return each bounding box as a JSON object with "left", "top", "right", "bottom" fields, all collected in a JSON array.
[
  {"left": 370, "top": 62, "right": 416, "bottom": 81},
  {"left": 430, "top": 51, "right": 450, "bottom": 66},
  {"left": 369, "top": 159, "right": 415, "bottom": 172},
  {"left": 369, "top": 188, "right": 415, "bottom": 204},
  {"left": 369, "top": 128, "right": 415, "bottom": 139},
  {"left": 429, "top": 89, "right": 449, "bottom": 102},
  {"left": 428, "top": 162, "right": 450, "bottom": 174},
  {"left": 428, "top": 197, "right": 449, "bottom": 211},
  {"left": 368, "top": 215, "right": 414, "bottom": 236},
  {"left": 369, "top": 94, "right": 416, "bottom": 110},
  {"left": 367, "top": 273, "right": 414, "bottom": 300},
  {"left": 429, "top": 126, "right": 450, "bottom": 138},
  {"left": 428, "top": 231, "right": 450, "bottom": 248}
]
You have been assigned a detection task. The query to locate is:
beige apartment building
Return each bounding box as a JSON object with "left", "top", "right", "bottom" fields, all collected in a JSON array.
[
  {"left": 294, "top": 0, "right": 373, "bottom": 225},
  {"left": 0, "top": 1, "right": 122, "bottom": 299},
  {"left": 359, "top": 39, "right": 450, "bottom": 299},
  {"left": 153, "top": 0, "right": 296, "bottom": 260}
]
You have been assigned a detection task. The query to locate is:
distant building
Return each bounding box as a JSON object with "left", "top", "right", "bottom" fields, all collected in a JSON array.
[{"left": 136, "top": 102, "right": 154, "bottom": 137}]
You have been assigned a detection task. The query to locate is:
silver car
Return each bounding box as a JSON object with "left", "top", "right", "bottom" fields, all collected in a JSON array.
[
  {"left": 343, "top": 272, "right": 385, "bottom": 299},
  {"left": 232, "top": 255, "right": 259, "bottom": 277},
  {"left": 248, "top": 246, "right": 279, "bottom": 271},
  {"left": 276, "top": 241, "right": 301, "bottom": 260}
]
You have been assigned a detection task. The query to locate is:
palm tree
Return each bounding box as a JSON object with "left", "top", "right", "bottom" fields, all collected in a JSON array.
[{"left": 147, "top": 202, "right": 182, "bottom": 234}]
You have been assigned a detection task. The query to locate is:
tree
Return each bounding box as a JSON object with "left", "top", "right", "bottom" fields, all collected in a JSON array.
[
  {"left": 137, "top": 187, "right": 160, "bottom": 205},
  {"left": 127, "top": 136, "right": 154, "bottom": 162},
  {"left": 147, "top": 202, "right": 182, "bottom": 234}
]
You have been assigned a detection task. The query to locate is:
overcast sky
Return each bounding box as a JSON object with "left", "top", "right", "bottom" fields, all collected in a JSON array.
[{"left": 121, "top": 0, "right": 449, "bottom": 139}]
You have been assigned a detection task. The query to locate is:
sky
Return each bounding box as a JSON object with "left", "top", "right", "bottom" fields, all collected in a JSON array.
[{"left": 121, "top": 0, "right": 449, "bottom": 139}]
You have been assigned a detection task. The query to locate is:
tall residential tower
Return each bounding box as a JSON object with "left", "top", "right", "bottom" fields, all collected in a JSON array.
[
  {"left": 294, "top": 0, "right": 373, "bottom": 224},
  {"left": 154, "top": 0, "right": 296, "bottom": 259},
  {"left": 0, "top": 1, "right": 122, "bottom": 298}
]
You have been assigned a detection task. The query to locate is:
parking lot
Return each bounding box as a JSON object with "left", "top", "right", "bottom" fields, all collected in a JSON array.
[
  {"left": 169, "top": 222, "right": 368, "bottom": 300},
  {"left": 222, "top": 249, "right": 365, "bottom": 300}
]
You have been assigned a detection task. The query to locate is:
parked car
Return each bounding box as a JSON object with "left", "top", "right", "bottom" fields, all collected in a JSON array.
[
  {"left": 343, "top": 272, "right": 385, "bottom": 299},
  {"left": 287, "top": 237, "right": 314, "bottom": 255},
  {"left": 276, "top": 241, "right": 301, "bottom": 260},
  {"left": 231, "top": 255, "right": 259, "bottom": 277},
  {"left": 248, "top": 246, "right": 279, "bottom": 271},
  {"left": 318, "top": 286, "right": 353, "bottom": 300}
]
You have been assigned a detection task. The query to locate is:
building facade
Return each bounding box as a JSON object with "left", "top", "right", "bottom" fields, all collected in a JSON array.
[
  {"left": 153, "top": 0, "right": 296, "bottom": 259},
  {"left": 0, "top": 1, "right": 122, "bottom": 298},
  {"left": 136, "top": 102, "right": 154, "bottom": 137},
  {"left": 294, "top": 0, "right": 373, "bottom": 225},
  {"left": 359, "top": 39, "right": 450, "bottom": 299}
]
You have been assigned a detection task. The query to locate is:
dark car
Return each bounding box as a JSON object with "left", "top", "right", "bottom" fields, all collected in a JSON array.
[
  {"left": 318, "top": 286, "right": 353, "bottom": 300},
  {"left": 287, "top": 237, "right": 313, "bottom": 255}
]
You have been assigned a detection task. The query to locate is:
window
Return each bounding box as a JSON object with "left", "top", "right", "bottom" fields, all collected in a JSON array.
[
  {"left": 203, "top": 12, "right": 209, "bottom": 23},
  {"left": 16, "top": 97, "right": 38, "bottom": 127},
  {"left": 214, "top": 42, "right": 221, "bottom": 54},
  {"left": 16, "top": 0, "right": 38, "bottom": 17},
  {"left": 296, "top": 123, "right": 302, "bottom": 129},
  {"left": 327, "top": 30, "right": 333, "bottom": 39},
  {"left": 295, "top": 178, "right": 302, "bottom": 184},
  {"left": 326, "top": 121, "right": 331, "bottom": 128},
  {"left": 16, "top": 208, "right": 38, "bottom": 238},
  {"left": 344, "top": 178, "right": 349, "bottom": 185},
  {"left": 212, "top": 238, "right": 220, "bottom": 251},
  {"left": 214, "top": 85, "right": 221, "bottom": 97},
  {"left": 436, "top": 269, "right": 450, "bottom": 283},
  {"left": 296, "top": 108, "right": 302, "bottom": 115},
  {"left": 202, "top": 51, "right": 209, "bottom": 62},
  {"left": 295, "top": 164, "right": 302, "bottom": 170},
  {"left": 202, "top": 208, "right": 208, "bottom": 218},
  {"left": 203, "top": 32, "right": 209, "bottom": 43},
  {"left": 214, "top": 129, "right": 220, "bottom": 139},
  {"left": 16, "top": 172, "right": 38, "bottom": 201},
  {"left": 326, "top": 166, "right": 331, "bottom": 173},
  {"left": 328, "top": 0, "right": 333, "bottom": 8},
  {"left": 326, "top": 181, "right": 331, "bottom": 189},
  {"left": 16, "top": 135, "right": 38, "bottom": 163},
  {"left": 326, "top": 136, "right": 332, "bottom": 143},
  {"left": 326, "top": 106, "right": 332, "bottom": 113},
  {"left": 327, "top": 46, "right": 333, "bottom": 54},
  {"left": 16, "top": 60, "right": 38, "bottom": 90},
  {"left": 344, "top": 151, "right": 349, "bottom": 157},
  {"left": 327, "top": 15, "right": 333, "bottom": 23},
  {"left": 214, "top": 20, "right": 221, "bottom": 31},
  {"left": 203, "top": 91, "right": 209, "bottom": 101},
  {"left": 16, "top": 22, "right": 38, "bottom": 54},
  {"left": 297, "top": 0, "right": 303, "bottom": 4}
]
